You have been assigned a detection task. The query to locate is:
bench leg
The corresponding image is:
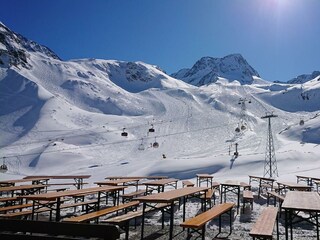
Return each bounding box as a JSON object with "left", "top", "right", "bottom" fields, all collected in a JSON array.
[
  {"left": 125, "top": 221, "right": 129, "bottom": 240},
  {"left": 229, "top": 208, "right": 233, "bottom": 234},
  {"left": 202, "top": 225, "right": 205, "bottom": 240},
  {"left": 141, "top": 203, "right": 146, "bottom": 240},
  {"left": 169, "top": 202, "right": 174, "bottom": 240}
]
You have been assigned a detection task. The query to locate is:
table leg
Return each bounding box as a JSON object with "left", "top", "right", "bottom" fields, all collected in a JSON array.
[
  {"left": 258, "top": 179, "right": 262, "bottom": 199},
  {"left": 237, "top": 186, "right": 240, "bottom": 214},
  {"left": 97, "top": 191, "right": 101, "bottom": 210},
  {"left": 31, "top": 201, "right": 36, "bottom": 220},
  {"left": 290, "top": 210, "right": 293, "bottom": 240},
  {"left": 220, "top": 186, "right": 223, "bottom": 203},
  {"left": 183, "top": 196, "right": 186, "bottom": 222},
  {"left": 56, "top": 197, "right": 61, "bottom": 222},
  {"left": 169, "top": 202, "right": 174, "bottom": 240},
  {"left": 285, "top": 209, "right": 288, "bottom": 240},
  {"left": 141, "top": 202, "right": 146, "bottom": 240},
  {"left": 316, "top": 212, "right": 319, "bottom": 240}
]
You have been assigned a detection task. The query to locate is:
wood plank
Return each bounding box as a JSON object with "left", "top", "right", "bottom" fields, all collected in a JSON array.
[
  {"left": 135, "top": 187, "right": 209, "bottom": 203},
  {"left": 243, "top": 190, "right": 254, "bottom": 200},
  {"left": 63, "top": 201, "right": 140, "bottom": 222},
  {"left": 249, "top": 206, "right": 278, "bottom": 238},
  {"left": 180, "top": 203, "right": 234, "bottom": 229}
]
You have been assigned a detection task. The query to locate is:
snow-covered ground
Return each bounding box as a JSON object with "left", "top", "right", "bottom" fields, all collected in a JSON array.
[{"left": 0, "top": 22, "right": 319, "bottom": 239}]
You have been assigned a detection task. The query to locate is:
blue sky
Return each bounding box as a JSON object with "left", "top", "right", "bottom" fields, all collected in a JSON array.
[{"left": 1, "top": 0, "right": 319, "bottom": 82}]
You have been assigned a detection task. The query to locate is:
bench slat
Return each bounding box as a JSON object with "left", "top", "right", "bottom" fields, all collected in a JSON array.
[
  {"left": 104, "top": 203, "right": 170, "bottom": 223},
  {"left": 243, "top": 190, "right": 254, "bottom": 200},
  {"left": 180, "top": 203, "right": 234, "bottom": 229},
  {"left": 249, "top": 206, "right": 278, "bottom": 238},
  {"left": 63, "top": 201, "right": 139, "bottom": 223}
]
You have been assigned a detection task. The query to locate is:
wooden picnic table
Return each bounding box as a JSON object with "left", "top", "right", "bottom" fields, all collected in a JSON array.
[
  {"left": 105, "top": 176, "right": 168, "bottom": 180},
  {"left": 296, "top": 175, "right": 320, "bottom": 186},
  {"left": 135, "top": 186, "right": 209, "bottom": 240},
  {"left": 220, "top": 180, "right": 250, "bottom": 213},
  {"left": 249, "top": 175, "right": 275, "bottom": 198},
  {"left": 19, "top": 185, "right": 125, "bottom": 221},
  {"left": 196, "top": 174, "right": 214, "bottom": 188},
  {"left": 0, "top": 184, "right": 46, "bottom": 197},
  {"left": 282, "top": 191, "right": 320, "bottom": 240},
  {"left": 0, "top": 177, "right": 50, "bottom": 187},
  {"left": 23, "top": 175, "right": 91, "bottom": 189},
  {"left": 143, "top": 178, "right": 179, "bottom": 194},
  {"left": 95, "top": 178, "right": 140, "bottom": 192},
  {"left": 277, "top": 181, "right": 312, "bottom": 193}
]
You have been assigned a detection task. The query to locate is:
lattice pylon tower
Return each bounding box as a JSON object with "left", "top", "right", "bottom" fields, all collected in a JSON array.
[{"left": 261, "top": 113, "right": 279, "bottom": 178}]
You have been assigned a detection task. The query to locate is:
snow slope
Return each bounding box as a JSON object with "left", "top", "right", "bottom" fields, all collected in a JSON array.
[{"left": 0, "top": 22, "right": 319, "bottom": 186}]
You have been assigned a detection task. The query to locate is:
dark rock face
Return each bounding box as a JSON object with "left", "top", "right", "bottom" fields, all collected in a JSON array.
[{"left": 171, "top": 54, "right": 260, "bottom": 86}]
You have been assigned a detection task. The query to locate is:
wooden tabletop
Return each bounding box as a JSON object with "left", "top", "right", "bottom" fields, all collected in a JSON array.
[
  {"left": 282, "top": 191, "right": 320, "bottom": 211},
  {"left": 249, "top": 175, "right": 275, "bottom": 181},
  {"left": 196, "top": 174, "right": 213, "bottom": 178},
  {"left": 277, "top": 181, "right": 312, "bottom": 189},
  {"left": 23, "top": 175, "right": 91, "bottom": 179},
  {"left": 0, "top": 177, "right": 49, "bottom": 184},
  {"left": 0, "top": 184, "right": 46, "bottom": 192},
  {"left": 221, "top": 180, "right": 241, "bottom": 186},
  {"left": 95, "top": 178, "right": 140, "bottom": 185},
  {"left": 135, "top": 187, "right": 209, "bottom": 203},
  {"left": 296, "top": 175, "right": 320, "bottom": 181},
  {"left": 105, "top": 176, "right": 168, "bottom": 180},
  {"left": 143, "top": 178, "right": 179, "bottom": 186},
  {"left": 19, "top": 186, "right": 125, "bottom": 201}
]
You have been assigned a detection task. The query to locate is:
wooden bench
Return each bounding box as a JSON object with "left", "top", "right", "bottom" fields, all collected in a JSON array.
[
  {"left": 180, "top": 203, "right": 235, "bottom": 240},
  {"left": 63, "top": 200, "right": 140, "bottom": 223},
  {"left": 267, "top": 191, "right": 285, "bottom": 212},
  {"left": 0, "top": 197, "right": 19, "bottom": 206},
  {"left": 200, "top": 189, "right": 216, "bottom": 210},
  {"left": 0, "top": 200, "right": 97, "bottom": 220},
  {"left": 0, "top": 207, "right": 51, "bottom": 219},
  {"left": 0, "top": 218, "right": 119, "bottom": 240},
  {"left": 242, "top": 190, "right": 254, "bottom": 213},
  {"left": 103, "top": 203, "right": 170, "bottom": 240},
  {"left": 0, "top": 203, "right": 33, "bottom": 213},
  {"left": 121, "top": 189, "right": 146, "bottom": 203},
  {"left": 46, "top": 187, "right": 69, "bottom": 192},
  {"left": 240, "top": 182, "right": 251, "bottom": 190},
  {"left": 249, "top": 206, "right": 278, "bottom": 240},
  {"left": 47, "top": 182, "right": 88, "bottom": 188},
  {"left": 182, "top": 180, "right": 195, "bottom": 187}
]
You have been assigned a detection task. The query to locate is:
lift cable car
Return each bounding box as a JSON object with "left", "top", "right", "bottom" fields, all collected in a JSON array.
[
  {"left": 121, "top": 128, "right": 128, "bottom": 137},
  {"left": 299, "top": 119, "right": 304, "bottom": 126},
  {"left": 149, "top": 124, "right": 155, "bottom": 133},
  {"left": 152, "top": 137, "right": 159, "bottom": 148},
  {"left": 0, "top": 157, "right": 8, "bottom": 173}
]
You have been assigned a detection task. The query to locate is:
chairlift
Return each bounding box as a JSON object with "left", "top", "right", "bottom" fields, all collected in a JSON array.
[
  {"left": 241, "top": 125, "right": 246, "bottom": 131},
  {"left": 152, "top": 137, "right": 159, "bottom": 148},
  {"left": 0, "top": 158, "right": 8, "bottom": 173},
  {"left": 121, "top": 128, "right": 128, "bottom": 137},
  {"left": 248, "top": 99, "right": 251, "bottom": 103},
  {"left": 299, "top": 119, "right": 304, "bottom": 126},
  {"left": 149, "top": 124, "right": 155, "bottom": 133},
  {"left": 235, "top": 127, "right": 240, "bottom": 133}
]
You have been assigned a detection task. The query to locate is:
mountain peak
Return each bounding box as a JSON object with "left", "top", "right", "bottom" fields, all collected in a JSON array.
[
  {"left": 0, "top": 22, "right": 60, "bottom": 69},
  {"left": 171, "top": 54, "right": 260, "bottom": 86},
  {"left": 287, "top": 71, "right": 320, "bottom": 84}
]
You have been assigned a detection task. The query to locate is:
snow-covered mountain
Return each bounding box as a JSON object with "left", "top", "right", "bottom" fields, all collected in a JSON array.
[
  {"left": 287, "top": 71, "right": 320, "bottom": 84},
  {"left": 0, "top": 22, "right": 319, "bottom": 182},
  {"left": 171, "top": 54, "right": 260, "bottom": 86}
]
